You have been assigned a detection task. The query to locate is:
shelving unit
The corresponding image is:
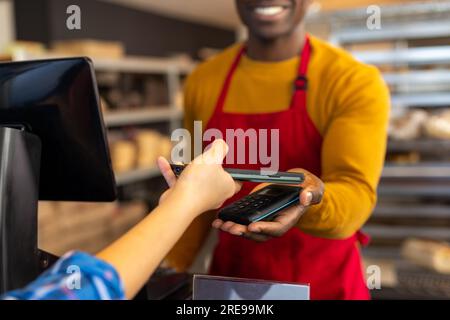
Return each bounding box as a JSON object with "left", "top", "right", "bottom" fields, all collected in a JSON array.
[
  {"left": 383, "top": 70, "right": 450, "bottom": 86},
  {"left": 387, "top": 138, "right": 450, "bottom": 152},
  {"left": 104, "top": 107, "right": 183, "bottom": 127},
  {"left": 382, "top": 164, "right": 450, "bottom": 178},
  {"left": 363, "top": 225, "right": 450, "bottom": 241},
  {"left": 308, "top": 1, "right": 450, "bottom": 299},
  {"left": 352, "top": 46, "right": 450, "bottom": 66},
  {"left": 92, "top": 56, "right": 195, "bottom": 75},
  {"left": 115, "top": 167, "right": 161, "bottom": 186},
  {"left": 373, "top": 203, "right": 450, "bottom": 219},
  {"left": 90, "top": 55, "right": 193, "bottom": 133},
  {"left": 99, "top": 56, "right": 193, "bottom": 187},
  {"left": 307, "top": 3, "right": 450, "bottom": 107},
  {"left": 21, "top": 53, "right": 195, "bottom": 75},
  {"left": 93, "top": 56, "right": 193, "bottom": 187},
  {"left": 377, "top": 182, "right": 450, "bottom": 198}
]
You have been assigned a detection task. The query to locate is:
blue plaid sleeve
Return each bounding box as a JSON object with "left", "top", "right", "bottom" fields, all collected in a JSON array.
[{"left": 1, "top": 251, "right": 125, "bottom": 300}]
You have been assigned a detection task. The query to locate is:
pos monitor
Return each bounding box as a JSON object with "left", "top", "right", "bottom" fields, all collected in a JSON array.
[
  {"left": 0, "top": 57, "right": 117, "bottom": 201},
  {"left": 0, "top": 57, "right": 117, "bottom": 292}
]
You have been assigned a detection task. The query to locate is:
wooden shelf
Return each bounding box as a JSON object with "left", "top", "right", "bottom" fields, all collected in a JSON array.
[
  {"left": 0, "top": 54, "right": 12, "bottom": 62},
  {"left": 352, "top": 46, "right": 450, "bottom": 66},
  {"left": 16, "top": 54, "right": 196, "bottom": 75},
  {"left": 308, "top": 1, "right": 450, "bottom": 22},
  {"left": 363, "top": 225, "right": 450, "bottom": 241},
  {"left": 104, "top": 107, "right": 183, "bottom": 127},
  {"left": 377, "top": 182, "right": 450, "bottom": 198},
  {"left": 373, "top": 204, "right": 450, "bottom": 219},
  {"left": 383, "top": 70, "right": 450, "bottom": 86},
  {"left": 92, "top": 56, "right": 196, "bottom": 74},
  {"left": 391, "top": 93, "right": 450, "bottom": 108},
  {"left": 115, "top": 167, "right": 161, "bottom": 186},
  {"left": 387, "top": 139, "right": 450, "bottom": 153},
  {"left": 382, "top": 164, "right": 450, "bottom": 179},
  {"left": 333, "top": 21, "right": 450, "bottom": 44}
]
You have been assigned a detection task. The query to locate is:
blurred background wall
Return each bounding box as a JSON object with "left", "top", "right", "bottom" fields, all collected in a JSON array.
[{"left": 13, "top": 0, "right": 235, "bottom": 58}]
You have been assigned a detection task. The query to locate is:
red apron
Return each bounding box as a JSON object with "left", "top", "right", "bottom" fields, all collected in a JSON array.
[{"left": 204, "top": 36, "right": 370, "bottom": 300}]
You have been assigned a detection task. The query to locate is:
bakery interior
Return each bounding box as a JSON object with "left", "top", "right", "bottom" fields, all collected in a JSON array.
[{"left": 1, "top": 0, "right": 450, "bottom": 300}]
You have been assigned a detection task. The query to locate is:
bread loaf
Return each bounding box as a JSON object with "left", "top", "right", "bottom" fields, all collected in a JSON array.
[
  {"left": 389, "top": 110, "right": 428, "bottom": 140},
  {"left": 110, "top": 140, "right": 137, "bottom": 173},
  {"left": 401, "top": 238, "right": 450, "bottom": 274},
  {"left": 424, "top": 110, "right": 450, "bottom": 140},
  {"left": 136, "top": 130, "right": 162, "bottom": 168}
]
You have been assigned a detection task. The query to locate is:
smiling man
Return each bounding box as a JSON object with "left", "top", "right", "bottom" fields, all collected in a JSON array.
[{"left": 165, "top": 0, "right": 390, "bottom": 300}]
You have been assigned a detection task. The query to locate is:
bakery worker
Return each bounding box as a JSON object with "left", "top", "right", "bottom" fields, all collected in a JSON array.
[{"left": 165, "top": 0, "right": 390, "bottom": 299}]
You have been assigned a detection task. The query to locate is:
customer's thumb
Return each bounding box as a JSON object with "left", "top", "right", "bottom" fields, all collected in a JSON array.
[{"left": 200, "top": 139, "right": 229, "bottom": 165}]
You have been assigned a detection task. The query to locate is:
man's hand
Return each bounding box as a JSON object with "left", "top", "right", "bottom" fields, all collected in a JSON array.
[{"left": 212, "top": 168, "right": 324, "bottom": 242}]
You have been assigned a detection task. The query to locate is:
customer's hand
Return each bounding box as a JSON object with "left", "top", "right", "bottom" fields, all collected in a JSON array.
[
  {"left": 212, "top": 169, "right": 324, "bottom": 242},
  {"left": 157, "top": 139, "right": 242, "bottom": 216}
]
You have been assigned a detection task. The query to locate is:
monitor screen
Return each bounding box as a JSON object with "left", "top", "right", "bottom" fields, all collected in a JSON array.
[{"left": 0, "top": 57, "right": 117, "bottom": 201}]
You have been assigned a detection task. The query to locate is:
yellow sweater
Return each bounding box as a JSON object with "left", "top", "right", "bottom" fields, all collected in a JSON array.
[{"left": 166, "top": 36, "right": 390, "bottom": 271}]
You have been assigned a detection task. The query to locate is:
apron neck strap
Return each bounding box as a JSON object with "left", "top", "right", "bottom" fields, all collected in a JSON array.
[
  {"left": 215, "top": 35, "right": 312, "bottom": 112},
  {"left": 294, "top": 35, "right": 311, "bottom": 91},
  {"left": 215, "top": 46, "right": 246, "bottom": 113}
]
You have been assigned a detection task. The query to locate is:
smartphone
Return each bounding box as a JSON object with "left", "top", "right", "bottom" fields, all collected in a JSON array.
[
  {"left": 170, "top": 164, "right": 304, "bottom": 185},
  {"left": 218, "top": 185, "right": 301, "bottom": 225}
]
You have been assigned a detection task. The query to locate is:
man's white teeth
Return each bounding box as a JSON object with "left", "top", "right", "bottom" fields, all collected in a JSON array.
[{"left": 254, "top": 6, "right": 284, "bottom": 16}]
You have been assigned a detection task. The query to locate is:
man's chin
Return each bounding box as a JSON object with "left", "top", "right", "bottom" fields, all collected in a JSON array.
[{"left": 251, "top": 26, "right": 293, "bottom": 41}]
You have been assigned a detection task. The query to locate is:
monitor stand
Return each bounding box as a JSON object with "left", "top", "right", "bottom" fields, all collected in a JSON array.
[{"left": 0, "top": 126, "right": 43, "bottom": 293}]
